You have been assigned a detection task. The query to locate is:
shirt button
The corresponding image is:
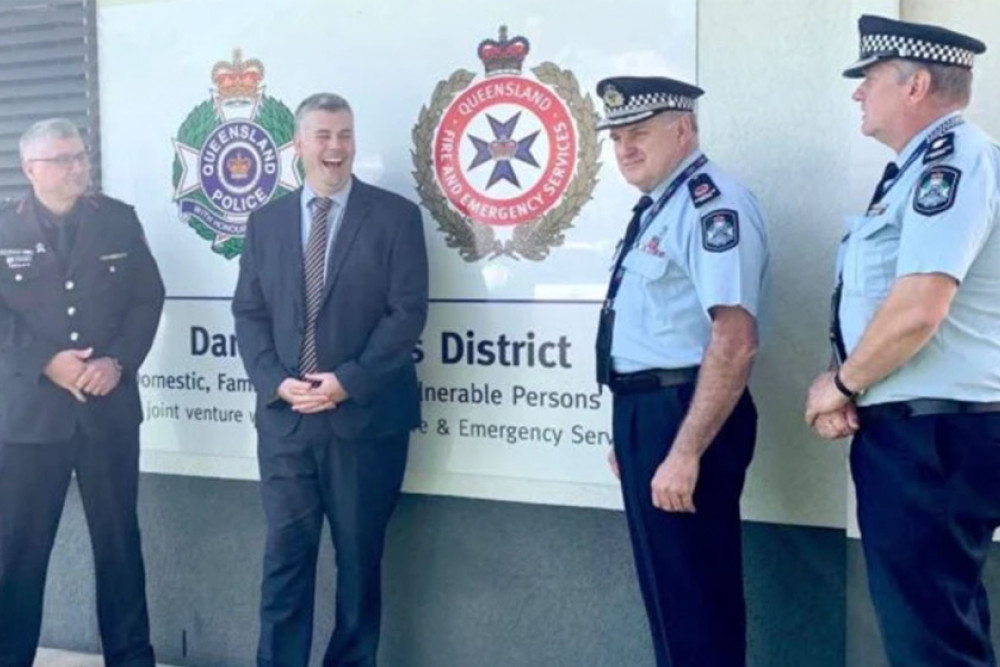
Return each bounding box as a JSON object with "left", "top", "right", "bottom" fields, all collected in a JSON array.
[
  {"left": 109, "top": 266, "right": 116, "bottom": 274},
  {"left": 65, "top": 280, "right": 75, "bottom": 290},
  {"left": 69, "top": 332, "right": 79, "bottom": 342},
  {"left": 14, "top": 274, "right": 22, "bottom": 282},
  {"left": 67, "top": 306, "right": 76, "bottom": 316}
]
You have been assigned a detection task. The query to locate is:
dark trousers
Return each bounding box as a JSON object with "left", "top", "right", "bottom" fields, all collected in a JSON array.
[
  {"left": 852, "top": 411, "right": 1000, "bottom": 667},
  {"left": 0, "top": 427, "right": 154, "bottom": 667},
  {"left": 613, "top": 385, "right": 756, "bottom": 667},
  {"left": 256, "top": 415, "right": 409, "bottom": 667}
]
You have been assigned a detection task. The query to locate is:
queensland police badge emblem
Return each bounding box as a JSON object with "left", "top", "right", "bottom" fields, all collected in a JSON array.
[
  {"left": 412, "top": 27, "right": 600, "bottom": 262},
  {"left": 172, "top": 50, "right": 300, "bottom": 259}
]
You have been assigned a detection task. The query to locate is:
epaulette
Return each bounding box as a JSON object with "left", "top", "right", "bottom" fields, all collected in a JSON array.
[
  {"left": 924, "top": 132, "right": 955, "bottom": 163},
  {"left": 687, "top": 173, "right": 721, "bottom": 208}
]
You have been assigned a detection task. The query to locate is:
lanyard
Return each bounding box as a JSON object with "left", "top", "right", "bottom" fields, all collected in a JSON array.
[{"left": 634, "top": 153, "right": 708, "bottom": 245}]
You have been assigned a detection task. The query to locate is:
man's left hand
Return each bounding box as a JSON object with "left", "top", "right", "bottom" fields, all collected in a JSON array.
[
  {"left": 651, "top": 449, "right": 700, "bottom": 513},
  {"left": 811, "top": 403, "right": 860, "bottom": 440},
  {"left": 805, "top": 371, "right": 851, "bottom": 427},
  {"left": 75, "top": 357, "right": 122, "bottom": 396}
]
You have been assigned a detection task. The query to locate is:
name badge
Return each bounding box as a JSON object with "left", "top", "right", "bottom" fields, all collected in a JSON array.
[
  {"left": 866, "top": 203, "right": 888, "bottom": 217},
  {"left": 1, "top": 248, "right": 33, "bottom": 269}
]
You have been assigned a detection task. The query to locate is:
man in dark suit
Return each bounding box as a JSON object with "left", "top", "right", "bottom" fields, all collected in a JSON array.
[
  {"left": 0, "top": 118, "right": 164, "bottom": 667},
  {"left": 233, "top": 93, "right": 429, "bottom": 667}
]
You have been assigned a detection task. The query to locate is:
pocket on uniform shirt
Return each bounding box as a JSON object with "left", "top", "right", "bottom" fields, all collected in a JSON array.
[
  {"left": 93, "top": 254, "right": 128, "bottom": 294},
  {"left": 860, "top": 217, "right": 900, "bottom": 298},
  {"left": 621, "top": 251, "right": 668, "bottom": 282}
]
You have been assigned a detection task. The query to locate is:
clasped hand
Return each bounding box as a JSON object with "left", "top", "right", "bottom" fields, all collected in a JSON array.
[{"left": 278, "top": 373, "right": 349, "bottom": 414}]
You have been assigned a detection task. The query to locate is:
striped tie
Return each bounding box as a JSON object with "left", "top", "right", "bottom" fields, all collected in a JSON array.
[{"left": 299, "top": 196, "right": 333, "bottom": 375}]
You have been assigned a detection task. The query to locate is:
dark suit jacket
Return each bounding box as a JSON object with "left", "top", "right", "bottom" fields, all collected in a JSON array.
[
  {"left": 0, "top": 193, "right": 165, "bottom": 443},
  {"left": 232, "top": 177, "right": 429, "bottom": 439}
]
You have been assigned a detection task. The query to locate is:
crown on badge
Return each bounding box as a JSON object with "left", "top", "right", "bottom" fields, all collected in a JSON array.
[
  {"left": 226, "top": 152, "right": 252, "bottom": 179},
  {"left": 478, "top": 26, "right": 530, "bottom": 77},
  {"left": 212, "top": 49, "right": 265, "bottom": 101}
]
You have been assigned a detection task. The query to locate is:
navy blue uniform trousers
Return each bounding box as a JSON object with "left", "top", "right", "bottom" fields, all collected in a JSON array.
[
  {"left": 256, "top": 414, "right": 408, "bottom": 667},
  {"left": 852, "top": 410, "right": 1000, "bottom": 667},
  {"left": 613, "top": 384, "right": 756, "bottom": 667},
  {"left": 0, "top": 428, "right": 154, "bottom": 667}
]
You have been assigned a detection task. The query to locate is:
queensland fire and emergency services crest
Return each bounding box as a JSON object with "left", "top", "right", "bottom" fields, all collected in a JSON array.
[
  {"left": 172, "top": 49, "right": 299, "bottom": 259},
  {"left": 413, "top": 27, "right": 600, "bottom": 262}
]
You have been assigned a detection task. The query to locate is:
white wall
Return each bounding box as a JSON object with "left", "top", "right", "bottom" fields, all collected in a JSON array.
[
  {"left": 905, "top": 0, "right": 1000, "bottom": 136},
  {"left": 698, "top": 0, "right": 868, "bottom": 529},
  {"left": 93, "top": 0, "right": 999, "bottom": 531}
]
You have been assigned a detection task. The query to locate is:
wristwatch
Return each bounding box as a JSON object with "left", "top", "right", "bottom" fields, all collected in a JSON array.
[{"left": 833, "top": 370, "right": 860, "bottom": 399}]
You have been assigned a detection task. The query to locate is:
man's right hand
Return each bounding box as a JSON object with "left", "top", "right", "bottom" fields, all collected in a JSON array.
[
  {"left": 608, "top": 448, "right": 620, "bottom": 480},
  {"left": 44, "top": 347, "right": 93, "bottom": 403}
]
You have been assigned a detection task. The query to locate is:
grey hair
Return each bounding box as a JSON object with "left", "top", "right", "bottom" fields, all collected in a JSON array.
[
  {"left": 658, "top": 109, "right": 699, "bottom": 134},
  {"left": 294, "top": 93, "right": 352, "bottom": 132},
  {"left": 19, "top": 118, "right": 82, "bottom": 160},
  {"left": 893, "top": 60, "right": 972, "bottom": 107}
]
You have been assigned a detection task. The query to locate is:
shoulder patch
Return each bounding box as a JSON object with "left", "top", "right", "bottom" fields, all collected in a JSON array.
[
  {"left": 923, "top": 132, "right": 955, "bottom": 164},
  {"left": 913, "top": 165, "right": 961, "bottom": 217},
  {"left": 701, "top": 209, "right": 739, "bottom": 252},
  {"left": 687, "top": 173, "right": 721, "bottom": 208}
]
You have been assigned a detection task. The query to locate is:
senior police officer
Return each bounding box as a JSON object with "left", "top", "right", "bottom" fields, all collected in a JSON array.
[
  {"left": 0, "top": 119, "right": 164, "bottom": 667},
  {"left": 595, "top": 76, "right": 769, "bottom": 667},
  {"left": 805, "top": 15, "right": 1000, "bottom": 667}
]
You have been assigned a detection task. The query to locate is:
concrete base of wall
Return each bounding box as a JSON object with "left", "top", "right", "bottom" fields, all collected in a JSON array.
[{"left": 40, "top": 474, "right": 845, "bottom": 667}]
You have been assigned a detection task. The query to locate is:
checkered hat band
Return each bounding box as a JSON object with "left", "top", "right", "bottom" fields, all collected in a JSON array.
[
  {"left": 607, "top": 93, "right": 695, "bottom": 119},
  {"left": 861, "top": 33, "right": 976, "bottom": 68}
]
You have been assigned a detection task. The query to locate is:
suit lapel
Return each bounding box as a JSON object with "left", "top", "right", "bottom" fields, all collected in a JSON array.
[
  {"left": 322, "top": 177, "right": 369, "bottom": 302},
  {"left": 278, "top": 188, "right": 306, "bottom": 321}
]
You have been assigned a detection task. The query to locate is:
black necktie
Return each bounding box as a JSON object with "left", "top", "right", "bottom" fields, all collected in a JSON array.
[
  {"left": 53, "top": 222, "right": 74, "bottom": 260},
  {"left": 868, "top": 161, "right": 900, "bottom": 209},
  {"left": 299, "top": 196, "right": 333, "bottom": 375},
  {"left": 595, "top": 195, "right": 654, "bottom": 385},
  {"left": 606, "top": 195, "right": 653, "bottom": 303}
]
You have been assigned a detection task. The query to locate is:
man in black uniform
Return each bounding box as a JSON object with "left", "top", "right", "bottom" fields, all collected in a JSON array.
[{"left": 0, "top": 118, "right": 164, "bottom": 667}]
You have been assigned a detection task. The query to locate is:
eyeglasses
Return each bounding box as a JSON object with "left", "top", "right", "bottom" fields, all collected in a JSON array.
[{"left": 28, "top": 152, "right": 89, "bottom": 167}]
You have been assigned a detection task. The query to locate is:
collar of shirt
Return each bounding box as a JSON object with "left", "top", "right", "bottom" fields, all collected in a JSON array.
[
  {"left": 642, "top": 149, "right": 705, "bottom": 224},
  {"left": 896, "top": 110, "right": 963, "bottom": 161},
  {"left": 300, "top": 177, "right": 353, "bottom": 249}
]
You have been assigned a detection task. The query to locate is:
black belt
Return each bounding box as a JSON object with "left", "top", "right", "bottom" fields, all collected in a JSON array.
[
  {"left": 608, "top": 367, "right": 699, "bottom": 395},
  {"left": 859, "top": 399, "right": 1000, "bottom": 421}
]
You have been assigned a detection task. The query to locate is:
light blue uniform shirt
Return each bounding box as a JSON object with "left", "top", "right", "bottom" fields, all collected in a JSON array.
[
  {"left": 300, "top": 178, "right": 352, "bottom": 279},
  {"left": 837, "top": 113, "right": 1000, "bottom": 405},
  {"left": 611, "top": 151, "right": 770, "bottom": 372}
]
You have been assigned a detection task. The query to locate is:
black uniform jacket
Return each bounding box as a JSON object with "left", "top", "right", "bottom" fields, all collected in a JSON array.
[{"left": 0, "top": 193, "right": 165, "bottom": 443}]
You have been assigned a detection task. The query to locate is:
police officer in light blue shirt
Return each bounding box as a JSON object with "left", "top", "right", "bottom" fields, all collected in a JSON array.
[
  {"left": 595, "top": 76, "right": 769, "bottom": 667},
  {"left": 805, "top": 14, "right": 1000, "bottom": 667}
]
